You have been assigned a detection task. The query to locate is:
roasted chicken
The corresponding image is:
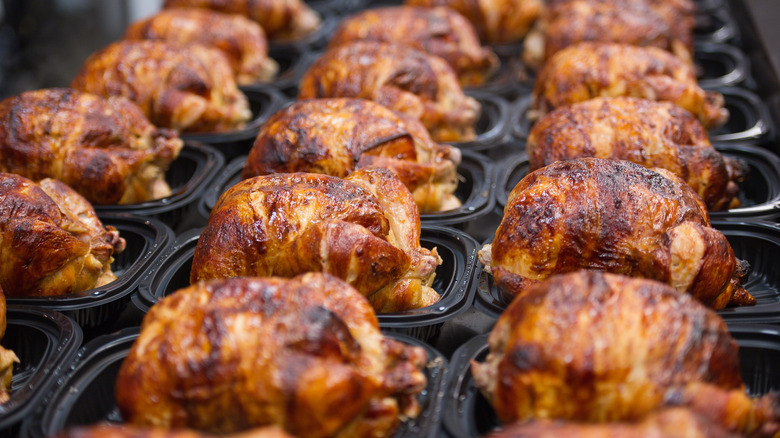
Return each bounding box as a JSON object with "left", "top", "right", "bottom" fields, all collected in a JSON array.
[
  {"left": 532, "top": 42, "right": 729, "bottom": 129},
  {"left": 123, "top": 8, "right": 279, "bottom": 85},
  {"left": 56, "top": 424, "right": 295, "bottom": 438},
  {"left": 527, "top": 97, "right": 744, "bottom": 211},
  {"left": 0, "top": 88, "right": 182, "bottom": 205},
  {"left": 162, "top": 0, "right": 321, "bottom": 41},
  {"left": 243, "top": 98, "right": 462, "bottom": 213},
  {"left": 71, "top": 40, "right": 251, "bottom": 133},
  {"left": 404, "top": 0, "right": 543, "bottom": 45},
  {"left": 471, "top": 270, "right": 780, "bottom": 436},
  {"left": 479, "top": 158, "right": 753, "bottom": 309},
  {"left": 116, "top": 274, "right": 428, "bottom": 437},
  {"left": 0, "top": 173, "right": 126, "bottom": 297},
  {"left": 328, "top": 6, "right": 499, "bottom": 87},
  {"left": 0, "top": 286, "right": 18, "bottom": 404},
  {"left": 191, "top": 168, "right": 441, "bottom": 312},
  {"left": 298, "top": 40, "right": 480, "bottom": 143}
]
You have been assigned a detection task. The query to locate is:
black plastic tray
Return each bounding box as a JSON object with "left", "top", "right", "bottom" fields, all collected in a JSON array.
[
  {"left": 20, "top": 327, "right": 448, "bottom": 438},
  {"left": 6, "top": 215, "right": 173, "bottom": 330},
  {"left": 441, "top": 324, "right": 780, "bottom": 437},
  {"left": 448, "top": 92, "right": 510, "bottom": 152},
  {"left": 474, "top": 220, "right": 780, "bottom": 323},
  {"left": 93, "top": 142, "right": 224, "bottom": 233},
  {"left": 242, "top": 45, "right": 316, "bottom": 99},
  {"left": 696, "top": 41, "right": 750, "bottom": 88},
  {"left": 180, "top": 86, "right": 286, "bottom": 162},
  {"left": 463, "top": 54, "right": 533, "bottom": 102},
  {"left": 136, "top": 224, "right": 479, "bottom": 343},
  {"left": 696, "top": 5, "right": 740, "bottom": 45},
  {"left": 0, "top": 306, "right": 82, "bottom": 438},
  {"left": 268, "top": 13, "right": 342, "bottom": 52},
  {"left": 492, "top": 144, "right": 780, "bottom": 219}
]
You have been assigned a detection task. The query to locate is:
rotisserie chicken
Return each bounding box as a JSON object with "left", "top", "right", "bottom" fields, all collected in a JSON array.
[
  {"left": 404, "top": 0, "right": 543, "bottom": 45},
  {"left": 328, "top": 6, "right": 499, "bottom": 87},
  {"left": 298, "top": 40, "right": 480, "bottom": 143},
  {"left": 191, "top": 168, "right": 441, "bottom": 312},
  {"left": 526, "top": 97, "right": 744, "bottom": 211},
  {"left": 0, "top": 286, "right": 18, "bottom": 404},
  {"left": 161, "top": 0, "right": 321, "bottom": 41},
  {"left": 71, "top": 40, "right": 251, "bottom": 133},
  {"left": 0, "top": 88, "right": 183, "bottom": 205},
  {"left": 123, "top": 8, "right": 279, "bottom": 85},
  {"left": 0, "top": 173, "right": 126, "bottom": 297},
  {"left": 532, "top": 42, "right": 728, "bottom": 129},
  {"left": 478, "top": 158, "right": 752, "bottom": 309},
  {"left": 471, "top": 270, "right": 779, "bottom": 436},
  {"left": 242, "top": 98, "right": 462, "bottom": 213},
  {"left": 116, "top": 274, "right": 428, "bottom": 437},
  {"left": 56, "top": 424, "right": 295, "bottom": 438}
]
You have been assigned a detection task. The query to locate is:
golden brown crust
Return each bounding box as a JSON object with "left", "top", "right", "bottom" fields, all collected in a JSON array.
[
  {"left": 527, "top": 97, "right": 742, "bottom": 210},
  {"left": 115, "top": 274, "right": 428, "bottom": 437},
  {"left": 481, "top": 158, "right": 751, "bottom": 308},
  {"left": 123, "top": 8, "right": 279, "bottom": 85},
  {"left": 298, "top": 40, "right": 480, "bottom": 143},
  {"left": 329, "top": 6, "right": 498, "bottom": 87},
  {"left": 0, "top": 88, "right": 182, "bottom": 205},
  {"left": 243, "top": 98, "right": 461, "bottom": 213},
  {"left": 71, "top": 40, "right": 251, "bottom": 133}
]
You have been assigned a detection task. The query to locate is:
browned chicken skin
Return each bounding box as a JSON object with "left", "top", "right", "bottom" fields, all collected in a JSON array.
[
  {"left": 328, "top": 6, "right": 499, "bottom": 87},
  {"left": 0, "top": 173, "right": 126, "bottom": 297},
  {"left": 527, "top": 97, "right": 744, "bottom": 211},
  {"left": 71, "top": 40, "right": 251, "bottom": 133},
  {"left": 405, "top": 0, "right": 543, "bottom": 45},
  {"left": 116, "top": 274, "right": 428, "bottom": 437},
  {"left": 55, "top": 424, "right": 294, "bottom": 438},
  {"left": 532, "top": 42, "right": 729, "bottom": 129},
  {"left": 123, "top": 8, "right": 279, "bottom": 85},
  {"left": 0, "top": 286, "right": 18, "bottom": 404},
  {"left": 162, "top": 0, "right": 321, "bottom": 41},
  {"left": 298, "top": 40, "right": 480, "bottom": 143},
  {"left": 243, "top": 98, "right": 462, "bottom": 213},
  {"left": 479, "top": 158, "right": 752, "bottom": 309},
  {"left": 0, "top": 88, "right": 182, "bottom": 205},
  {"left": 191, "top": 168, "right": 441, "bottom": 312},
  {"left": 471, "top": 270, "right": 780, "bottom": 436}
]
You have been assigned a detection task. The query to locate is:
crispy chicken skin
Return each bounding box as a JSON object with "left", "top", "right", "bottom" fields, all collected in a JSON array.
[
  {"left": 527, "top": 97, "right": 744, "bottom": 211},
  {"left": 0, "top": 173, "right": 126, "bottom": 297},
  {"left": 0, "top": 286, "right": 18, "bottom": 404},
  {"left": 115, "top": 274, "right": 428, "bottom": 437},
  {"left": 55, "top": 424, "right": 294, "bottom": 438},
  {"left": 328, "top": 6, "right": 499, "bottom": 87},
  {"left": 0, "top": 88, "right": 182, "bottom": 205},
  {"left": 162, "top": 0, "right": 321, "bottom": 41},
  {"left": 243, "top": 98, "right": 462, "bottom": 213},
  {"left": 123, "top": 8, "right": 279, "bottom": 85},
  {"left": 191, "top": 168, "right": 441, "bottom": 312},
  {"left": 471, "top": 271, "right": 780, "bottom": 436},
  {"left": 532, "top": 42, "right": 728, "bottom": 129},
  {"left": 479, "top": 158, "right": 752, "bottom": 309},
  {"left": 405, "top": 0, "right": 543, "bottom": 45},
  {"left": 298, "top": 40, "right": 480, "bottom": 143},
  {"left": 71, "top": 40, "right": 251, "bottom": 133}
]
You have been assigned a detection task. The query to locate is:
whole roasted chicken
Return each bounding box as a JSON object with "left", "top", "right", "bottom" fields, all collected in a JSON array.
[
  {"left": 527, "top": 97, "right": 744, "bottom": 211},
  {"left": 243, "top": 98, "right": 462, "bottom": 213},
  {"left": 532, "top": 42, "right": 728, "bottom": 129},
  {"left": 0, "top": 286, "right": 18, "bottom": 404},
  {"left": 71, "top": 40, "right": 251, "bottom": 133},
  {"left": 298, "top": 40, "right": 480, "bottom": 143},
  {"left": 116, "top": 274, "right": 428, "bottom": 437},
  {"left": 328, "top": 6, "right": 499, "bottom": 87},
  {"left": 162, "top": 0, "right": 321, "bottom": 41},
  {"left": 123, "top": 8, "right": 279, "bottom": 85},
  {"left": 0, "top": 173, "right": 126, "bottom": 297},
  {"left": 0, "top": 88, "right": 182, "bottom": 205},
  {"left": 404, "top": 0, "right": 543, "bottom": 45},
  {"left": 191, "top": 168, "right": 441, "bottom": 312},
  {"left": 479, "top": 158, "right": 752, "bottom": 309},
  {"left": 56, "top": 425, "right": 293, "bottom": 438},
  {"left": 471, "top": 270, "right": 780, "bottom": 436}
]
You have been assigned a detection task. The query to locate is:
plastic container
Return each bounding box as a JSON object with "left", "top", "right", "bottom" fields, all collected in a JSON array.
[
  {"left": 448, "top": 92, "right": 510, "bottom": 152},
  {"left": 474, "top": 220, "right": 780, "bottom": 323},
  {"left": 242, "top": 45, "right": 316, "bottom": 99},
  {"left": 268, "top": 13, "right": 342, "bottom": 52},
  {"left": 463, "top": 54, "right": 533, "bottom": 102},
  {"left": 696, "top": 41, "right": 750, "bottom": 89},
  {"left": 441, "top": 324, "right": 780, "bottom": 437},
  {"left": 180, "top": 86, "right": 286, "bottom": 162},
  {"left": 136, "top": 224, "right": 479, "bottom": 343},
  {"left": 695, "top": 6, "right": 740, "bottom": 45},
  {"left": 6, "top": 215, "right": 174, "bottom": 330},
  {"left": 21, "top": 327, "right": 448, "bottom": 438},
  {"left": 0, "top": 306, "right": 82, "bottom": 438}
]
